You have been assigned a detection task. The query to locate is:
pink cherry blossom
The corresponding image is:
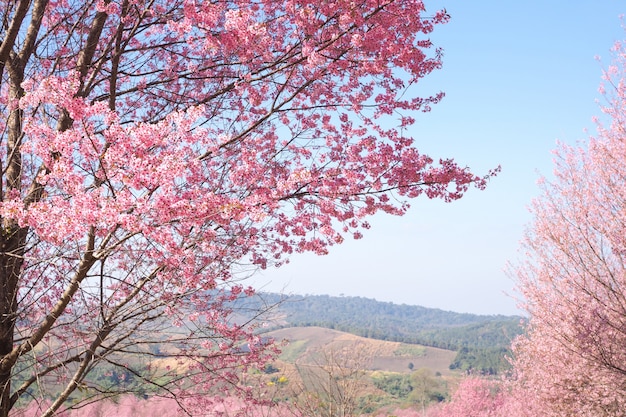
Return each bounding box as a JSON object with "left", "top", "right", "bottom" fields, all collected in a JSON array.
[
  {"left": 0, "top": 1, "right": 494, "bottom": 416},
  {"left": 509, "top": 34, "right": 626, "bottom": 417}
]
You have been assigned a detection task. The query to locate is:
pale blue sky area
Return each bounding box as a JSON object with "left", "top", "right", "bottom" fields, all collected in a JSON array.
[{"left": 253, "top": 1, "right": 626, "bottom": 316}]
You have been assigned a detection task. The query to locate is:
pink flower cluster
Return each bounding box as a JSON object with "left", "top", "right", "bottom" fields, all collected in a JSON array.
[{"left": 0, "top": 1, "right": 494, "bottom": 415}]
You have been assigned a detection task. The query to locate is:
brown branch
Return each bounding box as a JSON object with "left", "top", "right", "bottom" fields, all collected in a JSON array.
[
  {"left": 16, "top": 0, "right": 49, "bottom": 65},
  {"left": 0, "top": 228, "right": 96, "bottom": 372},
  {"left": 0, "top": 0, "right": 31, "bottom": 78},
  {"left": 9, "top": 354, "right": 83, "bottom": 407},
  {"left": 39, "top": 265, "right": 162, "bottom": 417}
]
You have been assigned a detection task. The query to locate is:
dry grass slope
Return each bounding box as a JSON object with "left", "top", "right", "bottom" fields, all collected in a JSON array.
[{"left": 266, "top": 326, "right": 457, "bottom": 375}]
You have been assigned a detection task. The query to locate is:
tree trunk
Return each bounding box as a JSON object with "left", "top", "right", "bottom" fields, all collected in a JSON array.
[
  {"left": 0, "top": 31, "right": 29, "bottom": 417},
  {"left": 0, "top": 226, "right": 27, "bottom": 417}
]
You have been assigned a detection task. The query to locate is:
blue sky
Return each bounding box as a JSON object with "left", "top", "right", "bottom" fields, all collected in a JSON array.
[{"left": 253, "top": 1, "right": 626, "bottom": 316}]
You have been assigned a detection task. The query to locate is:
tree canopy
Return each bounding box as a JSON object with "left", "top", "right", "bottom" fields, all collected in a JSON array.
[
  {"left": 0, "top": 1, "right": 494, "bottom": 416},
  {"left": 510, "top": 38, "right": 626, "bottom": 416}
]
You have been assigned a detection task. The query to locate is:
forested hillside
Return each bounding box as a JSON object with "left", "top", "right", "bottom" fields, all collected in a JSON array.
[{"left": 243, "top": 293, "right": 524, "bottom": 374}]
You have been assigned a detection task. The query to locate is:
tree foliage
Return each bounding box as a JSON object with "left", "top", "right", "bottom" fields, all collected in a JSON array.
[
  {"left": 423, "top": 377, "right": 536, "bottom": 417},
  {"left": 0, "top": 1, "right": 495, "bottom": 416},
  {"left": 508, "top": 37, "right": 626, "bottom": 416},
  {"left": 449, "top": 347, "right": 511, "bottom": 376}
]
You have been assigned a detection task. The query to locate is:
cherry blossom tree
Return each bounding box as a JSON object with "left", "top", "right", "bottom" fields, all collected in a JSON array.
[
  {"left": 510, "top": 38, "right": 626, "bottom": 416},
  {"left": 289, "top": 341, "right": 374, "bottom": 417},
  {"left": 424, "top": 378, "right": 504, "bottom": 417},
  {"left": 0, "top": 1, "right": 496, "bottom": 416},
  {"left": 421, "top": 377, "right": 539, "bottom": 417}
]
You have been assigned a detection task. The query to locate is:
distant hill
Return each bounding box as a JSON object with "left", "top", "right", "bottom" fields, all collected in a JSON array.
[
  {"left": 266, "top": 326, "right": 457, "bottom": 376},
  {"left": 251, "top": 293, "right": 523, "bottom": 349},
  {"left": 236, "top": 293, "right": 524, "bottom": 374}
]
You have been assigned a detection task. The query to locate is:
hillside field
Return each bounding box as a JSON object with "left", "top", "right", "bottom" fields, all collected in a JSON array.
[{"left": 267, "top": 326, "right": 457, "bottom": 376}]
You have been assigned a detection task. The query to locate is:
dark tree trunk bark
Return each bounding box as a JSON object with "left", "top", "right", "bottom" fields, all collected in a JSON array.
[{"left": 0, "top": 226, "right": 27, "bottom": 417}]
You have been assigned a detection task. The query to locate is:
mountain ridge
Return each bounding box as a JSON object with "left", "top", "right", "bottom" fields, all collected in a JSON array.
[
  {"left": 253, "top": 293, "right": 524, "bottom": 344},
  {"left": 236, "top": 292, "right": 523, "bottom": 375}
]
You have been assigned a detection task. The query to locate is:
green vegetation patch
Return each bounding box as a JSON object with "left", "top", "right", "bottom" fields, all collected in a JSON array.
[
  {"left": 278, "top": 339, "right": 308, "bottom": 362},
  {"left": 449, "top": 347, "right": 512, "bottom": 375},
  {"left": 371, "top": 369, "right": 448, "bottom": 407},
  {"left": 393, "top": 344, "right": 426, "bottom": 357}
]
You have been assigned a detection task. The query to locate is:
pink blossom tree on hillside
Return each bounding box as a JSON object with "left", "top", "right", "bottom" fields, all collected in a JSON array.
[
  {"left": 510, "top": 38, "right": 626, "bottom": 416},
  {"left": 425, "top": 378, "right": 503, "bottom": 417},
  {"left": 422, "top": 377, "right": 539, "bottom": 417},
  {"left": 423, "top": 36, "right": 626, "bottom": 417},
  {"left": 0, "top": 1, "right": 496, "bottom": 416}
]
